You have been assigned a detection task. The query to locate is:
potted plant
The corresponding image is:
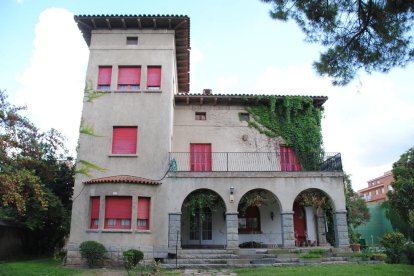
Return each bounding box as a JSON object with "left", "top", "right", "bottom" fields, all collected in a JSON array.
[{"left": 350, "top": 231, "right": 361, "bottom": 252}]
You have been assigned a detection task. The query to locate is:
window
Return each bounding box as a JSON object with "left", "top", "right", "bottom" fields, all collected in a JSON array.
[
  {"left": 238, "top": 206, "right": 260, "bottom": 233},
  {"left": 118, "top": 66, "right": 141, "bottom": 90},
  {"left": 190, "top": 208, "right": 212, "bottom": 240},
  {"left": 280, "top": 146, "right": 301, "bottom": 171},
  {"left": 90, "top": 196, "right": 100, "bottom": 229},
  {"left": 126, "top": 36, "right": 138, "bottom": 45},
  {"left": 137, "top": 197, "right": 150, "bottom": 230},
  {"left": 195, "top": 112, "right": 206, "bottom": 120},
  {"left": 239, "top": 112, "right": 250, "bottom": 122},
  {"left": 190, "top": 143, "right": 212, "bottom": 172},
  {"left": 112, "top": 127, "right": 137, "bottom": 154},
  {"left": 147, "top": 66, "right": 161, "bottom": 90},
  {"left": 97, "top": 66, "right": 112, "bottom": 90},
  {"left": 381, "top": 188, "right": 384, "bottom": 194},
  {"left": 104, "top": 196, "right": 132, "bottom": 229}
]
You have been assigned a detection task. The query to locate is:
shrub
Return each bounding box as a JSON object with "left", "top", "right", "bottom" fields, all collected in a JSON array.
[
  {"left": 79, "top": 241, "right": 106, "bottom": 267},
  {"left": 380, "top": 232, "right": 406, "bottom": 264},
  {"left": 404, "top": 242, "right": 414, "bottom": 265},
  {"left": 351, "top": 251, "right": 372, "bottom": 260},
  {"left": 371, "top": 253, "right": 387, "bottom": 261},
  {"left": 123, "top": 249, "right": 144, "bottom": 270}
]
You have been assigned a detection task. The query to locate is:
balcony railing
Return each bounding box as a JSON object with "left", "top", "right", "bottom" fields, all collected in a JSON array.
[{"left": 169, "top": 152, "right": 342, "bottom": 172}]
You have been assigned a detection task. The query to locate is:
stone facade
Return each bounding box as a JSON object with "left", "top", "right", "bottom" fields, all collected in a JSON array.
[{"left": 66, "top": 14, "right": 350, "bottom": 266}]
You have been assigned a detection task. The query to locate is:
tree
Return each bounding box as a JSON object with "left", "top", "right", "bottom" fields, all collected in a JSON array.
[
  {"left": 387, "top": 147, "right": 414, "bottom": 239},
  {"left": 261, "top": 0, "right": 414, "bottom": 85},
  {"left": 344, "top": 174, "right": 370, "bottom": 242},
  {"left": 0, "top": 89, "right": 74, "bottom": 254}
]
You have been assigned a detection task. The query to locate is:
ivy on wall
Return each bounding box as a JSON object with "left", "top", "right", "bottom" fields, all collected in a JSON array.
[
  {"left": 182, "top": 190, "right": 225, "bottom": 223},
  {"left": 75, "top": 81, "right": 107, "bottom": 177},
  {"left": 245, "top": 95, "right": 324, "bottom": 170}
]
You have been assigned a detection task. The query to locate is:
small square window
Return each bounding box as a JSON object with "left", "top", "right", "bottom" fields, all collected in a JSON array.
[
  {"left": 239, "top": 112, "right": 250, "bottom": 122},
  {"left": 107, "top": 219, "right": 116, "bottom": 226},
  {"left": 137, "top": 219, "right": 147, "bottom": 227},
  {"left": 121, "top": 219, "right": 131, "bottom": 226},
  {"left": 195, "top": 112, "right": 206, "bottom": 120},
  {"left": 126, "top": 37, "right": 138, "bottom": 45}
]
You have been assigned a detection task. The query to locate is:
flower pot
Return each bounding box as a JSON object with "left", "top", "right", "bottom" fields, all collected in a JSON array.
[{"left": 350, "top": 243, "right": 361, "bottom": 252}]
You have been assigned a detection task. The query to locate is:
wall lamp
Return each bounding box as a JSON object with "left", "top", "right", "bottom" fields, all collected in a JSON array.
[
  {"left": 270, "top": 211, "right": 274, "bottom": 221},
  {"left": 230, "top": 186, "right": 235, "bottom": 195}
]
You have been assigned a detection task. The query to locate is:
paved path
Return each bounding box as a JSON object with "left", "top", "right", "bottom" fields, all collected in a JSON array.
[{"left": 180, "top": 269, "right": 237, "bottom": 276}]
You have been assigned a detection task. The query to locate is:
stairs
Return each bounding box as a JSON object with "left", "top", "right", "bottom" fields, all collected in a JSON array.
[{"left": 161, "top": 247, "right": 382, "bottom": 269}]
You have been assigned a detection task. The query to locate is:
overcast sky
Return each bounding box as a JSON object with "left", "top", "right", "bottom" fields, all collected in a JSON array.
[{"left": 1, "top": 0, "right": 413, "bottom": 190}]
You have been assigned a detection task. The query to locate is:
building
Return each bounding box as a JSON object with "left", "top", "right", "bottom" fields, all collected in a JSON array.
[
  {"left": 358, "top": 171, "right": 393, "bottom": 203},
  {"left": 66, "top": 14, "right": 350, "bottom": 266}
]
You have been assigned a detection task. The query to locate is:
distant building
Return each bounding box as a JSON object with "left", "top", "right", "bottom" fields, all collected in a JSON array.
[{"left": 358, "top": 171, "right": 393, "bottom": 203}]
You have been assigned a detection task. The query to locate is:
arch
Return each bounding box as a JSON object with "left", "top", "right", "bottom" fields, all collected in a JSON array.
[
  {"left": 293, "top": 188, "right": 336, "bottom": 247},
  {"left": 237, "top": 189, "right": 282, "bottom": 247},
  {"left": 180, "top": 189, "right": 227, "bottom": 248}
]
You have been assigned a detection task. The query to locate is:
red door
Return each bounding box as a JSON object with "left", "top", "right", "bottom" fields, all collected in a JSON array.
[
  {"left": 293, "top": 202, "right": 307, "bottom": 246},
  {"left": 190, "top": 144, "right": 212, "bottom": 172}
]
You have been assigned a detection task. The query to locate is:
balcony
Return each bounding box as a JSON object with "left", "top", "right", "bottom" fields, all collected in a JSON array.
[{"left": 169, "top": 152, "right": 342, "bottom": 172}]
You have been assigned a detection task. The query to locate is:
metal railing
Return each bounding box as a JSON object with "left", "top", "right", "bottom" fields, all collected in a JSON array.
[{"left": 169, "top": 152, "right": 342, "bottom": 172}]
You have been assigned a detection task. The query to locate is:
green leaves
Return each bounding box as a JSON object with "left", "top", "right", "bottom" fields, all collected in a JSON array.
[
  {"left": 262, "top": 0, "right": 414, "bottom": 85},
  {"left": 247, "top": 96, "right": 324, "bottom": 170},
  {"left": 75, "top": 160, "right": 106, "bottom": 177}
]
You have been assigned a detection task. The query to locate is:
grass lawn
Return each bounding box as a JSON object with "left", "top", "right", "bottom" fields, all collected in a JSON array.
[{"left": 234, "top": 264, "right": 414, "bottom": 276}]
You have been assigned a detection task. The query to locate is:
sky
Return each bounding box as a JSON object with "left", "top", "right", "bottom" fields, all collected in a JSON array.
[{"left": 1, "top": 0, "right": 413, "bottom": 191}]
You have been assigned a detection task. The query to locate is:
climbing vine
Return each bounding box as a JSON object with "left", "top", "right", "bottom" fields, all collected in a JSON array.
[
  {"left": 183, "top": 190, "right": 225, "bottom": 223},
  {"left": 238, "top": 189, "right": 270, "bottom": 215},
  {"left": 245, "top": 96, "right": 324, "bottom": 170}
]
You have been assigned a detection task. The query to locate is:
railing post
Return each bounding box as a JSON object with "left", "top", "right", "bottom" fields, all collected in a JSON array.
[{"left": 226, "top": 152, "right": 229, "bottom": 171}]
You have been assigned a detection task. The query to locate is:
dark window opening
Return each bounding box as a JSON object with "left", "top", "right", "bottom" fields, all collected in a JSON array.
[
  {"left": 239, "top": 112, "right": 250, "bottom": 122},
  {"left": 126, "top": 36, "right": 138, "bottom": 45},
  {"left": 195, "top": 112, "right": 206, "bottom": 120},
  {"left": 238, "top": 206, "right": 261, "bottom": 233}
]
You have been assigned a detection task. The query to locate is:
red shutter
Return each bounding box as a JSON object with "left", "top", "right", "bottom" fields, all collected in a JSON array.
[
  {"left": 280, "top": 146, "right": 301, "bottom": 172},
  {"left": 98, "top": 67, "right": 112, "bottom": 85},
  {"left": 112, "top": 127, "right": 137, "bottom": 154},
  {"left": 105, "top": 197, "right": 132, "bottom": 219},
  {"left": 90, "top": 196, "right": 100, "bottom": 229},
  {"left": 190, "top": 144, "right": 212, "bottom": 172},
  {"left": 91, "top": 197, "right": 100, "bottom": 219},
  {"left": 137, "top": 197, "right": 150, "bottom": 219},
  {"left": 118, "top": 67, "right": 141, "bottom": 85},
  {"left": 147, "top": 66, "right": 161, "bottom": 88},
  {"left": 137, "top": 197, "right": 150, "bottom": 230}
]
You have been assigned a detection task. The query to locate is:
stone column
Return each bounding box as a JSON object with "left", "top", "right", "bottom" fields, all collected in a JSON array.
[
  {"left": 334, "top": 210, "right": 350, "bottom": 248},
  {"left": 316, "top": 207, "right": 329, "bottom": 246},
  {"left": 281, "top": 212, "right": 295, "bottom": 248},
  {"left": 168, "top": 212, "right": 181, "bottom": 249},
  {"left": 226, "top": 212, "right": 239, "bottom": 249}
]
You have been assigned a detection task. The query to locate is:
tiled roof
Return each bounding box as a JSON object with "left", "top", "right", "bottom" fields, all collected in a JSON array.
[
  {"left": 83, "top": 175, "right": 161, "bottom": 185},
  {"left": 74, "top": 14, "right": 190, "bottom": 93},
  {"left": 174, "top": 93, "right": 328, "bottom": 107}
]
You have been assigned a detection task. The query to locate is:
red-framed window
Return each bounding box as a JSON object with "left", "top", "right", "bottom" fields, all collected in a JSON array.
[
  {"left": 147, "top": 66, "right": 161, "bottom": 90},
  {"left": 118, "top": 66, "right": 141, "bottom": 90},
  {"left": 97, "top": 66, "right": 112, "bottom": 90},
  {"left": 112, "top": 127, "right": 137, "bottom": 154},
  {"left": 238, "top": 206, "right": 261, "bottom": 233},
  {"left": 90, "top": 196, "right": 100, "bottom": 229},
  {"left": 104, "top": 196, "right": 132, "bottom": 229},
  {"left": 280, "top": 146, "right": 301, "bottom": 172},
  {"left": 137, "top": 197, "right": 150, "bottom": 230},
  {"left": 190, "top": 143, "right": 212, "bottom": 172}
]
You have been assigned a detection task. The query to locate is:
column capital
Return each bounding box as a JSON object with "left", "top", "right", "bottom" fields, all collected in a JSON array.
[
  {"left": 281, "top": 211, "right": 294, "bottom": 215},
  {"left": 226, "top": 212, "right": 239, "bottom": 216}
]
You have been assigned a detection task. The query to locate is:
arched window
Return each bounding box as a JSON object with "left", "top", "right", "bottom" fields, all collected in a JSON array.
[{"left": 238, "top": 206, "right": 261, "bottom": 233}]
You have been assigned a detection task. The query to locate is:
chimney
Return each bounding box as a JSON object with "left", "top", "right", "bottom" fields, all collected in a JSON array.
[{"left": 203, "top": 89, "right": 212, "bottom": 95}]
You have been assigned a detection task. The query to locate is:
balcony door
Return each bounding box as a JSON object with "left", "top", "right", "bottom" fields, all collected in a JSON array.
[{"left": 190, "top": 143, "right": 212, "bottom": 172}]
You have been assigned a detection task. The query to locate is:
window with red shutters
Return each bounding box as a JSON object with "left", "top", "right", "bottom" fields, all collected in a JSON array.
[
  {"left": 137, "top": 197, "right": 150, "bottom": 230},
  {"left": 280, "top": 146, "right": 302, "bottom": 172},
  {"left": 90, "top": 196, "right": 100, "bottom": 229},
  {"left": 190, "top": 144, "right": 212, "bottom": 172},
  {"left": 118, "top": 66, "right": 141, "bottom": 91},
  {"left": 104, "top": 196, "right": 132, "bottom": 229},
  {"left": 97, "top": 66, "right": 112, "bottom": 90},
  {"left": 147, "top": 66, "right": 161, "bottom": 90},
  {"left": 112, "top": 127, "right": 137, "bottom": 154}
]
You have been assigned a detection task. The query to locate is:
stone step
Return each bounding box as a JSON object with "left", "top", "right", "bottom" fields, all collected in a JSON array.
[
  {"left": 175, "top": 253, "right": 239, "bottom": 259},
  {"left": 172, "top": 249, "right": 235, "bottom": 254},
  {"left": 162, "top": 263, "right": 272, "bottom": 269}
]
